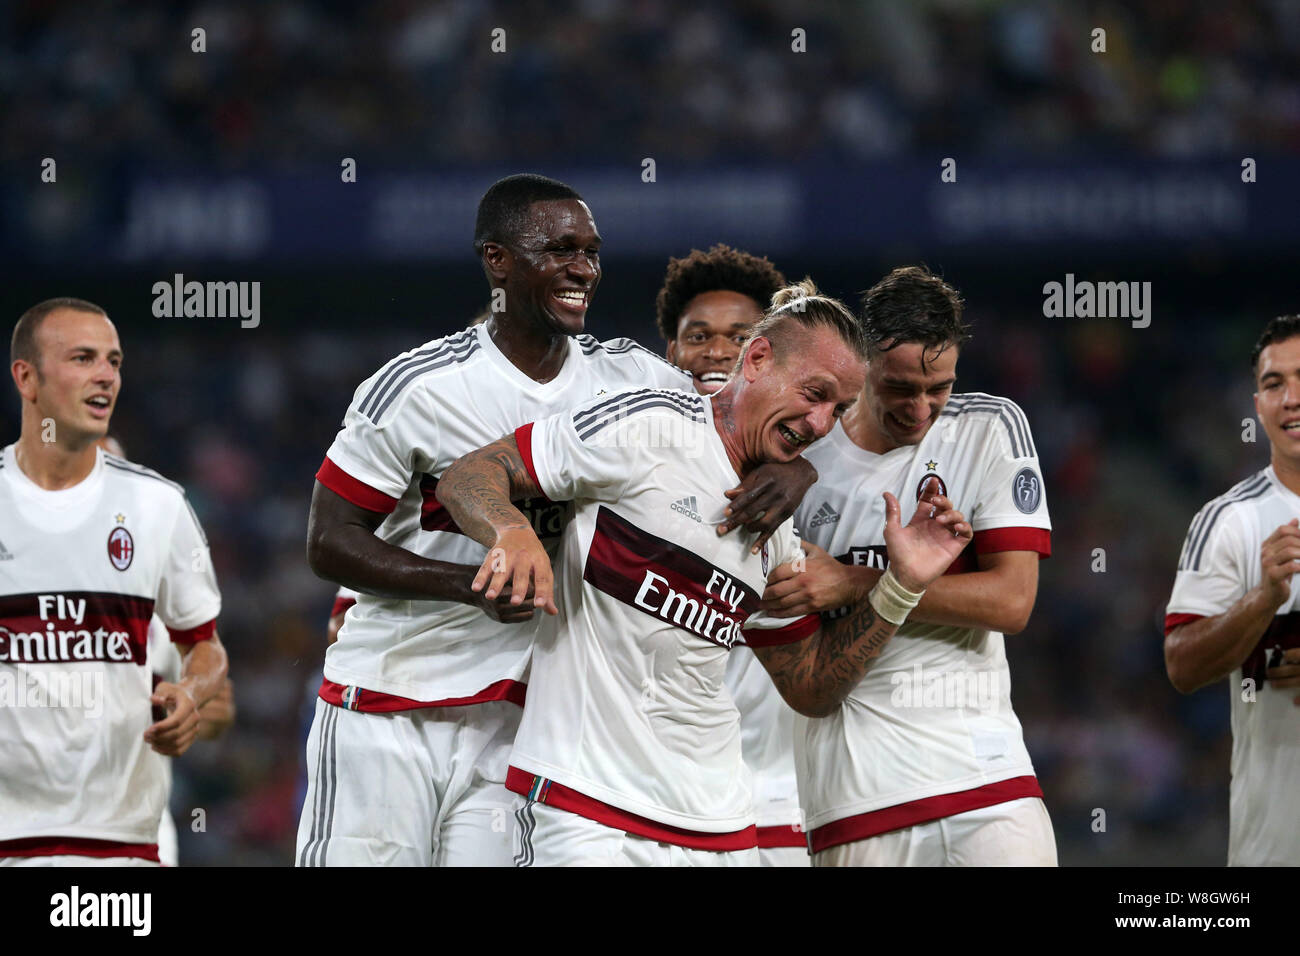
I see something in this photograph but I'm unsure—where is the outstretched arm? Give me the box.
[437,435,558,614]
[753,485,972,717]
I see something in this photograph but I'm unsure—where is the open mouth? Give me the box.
[552,289,589,313]
[85,396,112,416]
[696,371,729,393]
[776,422,812,450]
[889,412,926,433]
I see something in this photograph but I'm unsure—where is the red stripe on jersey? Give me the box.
[168,619,216,644]
[808,775,1044,854]
[744,614,819,647]
[974,527,1051,557]
[506,766,759,851]
[1240,611,1300,686]
[418,474,463,533]
[757,824,809,849]
[584,506,760,649]
[0,592,154,665]
[0,837,160,862]
[514,423,544,496]
[1163,612,1202,636]
[316,457,399,514]
[317,676,526,712]
[330,596,357,617]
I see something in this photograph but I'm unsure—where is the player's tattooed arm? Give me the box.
[438,435,559,614]
[306,478,538,621]
[752,601,900,717]
[753,484,972,716]
[438,435,543,541]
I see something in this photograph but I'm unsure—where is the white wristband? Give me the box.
[867,566,924,626]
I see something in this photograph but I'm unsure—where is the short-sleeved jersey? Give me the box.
[1165,466,1300,866]
[724,647,805,844]
[506,388,819,848]
[315,324,690,710]
[793,393,1051,853]
[0,446,220,857]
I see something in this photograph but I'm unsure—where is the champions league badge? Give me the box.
[108,524,134,571]
[1013,467,1042,514]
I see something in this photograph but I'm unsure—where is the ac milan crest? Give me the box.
[761,542,770,576]
[108,526,134,571]
[916,473,948,500]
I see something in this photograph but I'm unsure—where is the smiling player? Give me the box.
[1165,314,1300,865]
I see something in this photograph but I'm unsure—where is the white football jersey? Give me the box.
[793,393,1051,853]
[0,446,220,858]
[1165,465,1300,866]
[317,323,690,709]
[507,388,819,848]
[724,647,804,842]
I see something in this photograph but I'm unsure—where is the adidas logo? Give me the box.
[0,539,11,561]
[809,503,840,528]
[671,495,702,523]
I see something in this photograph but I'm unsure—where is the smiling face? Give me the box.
[861,340,959,450]
[500,198,601,336]
[1254,335,1300,467]
[737,326,865,464]
[16,308,122,446]
[667,289,763,394]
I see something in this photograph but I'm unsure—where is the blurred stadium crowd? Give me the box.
[3,0,1297,865]
[3,0,1299,167]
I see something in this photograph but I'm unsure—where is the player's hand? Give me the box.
[718,458,818,554]
[760,541,878,617]
[1265,647,1300,705]
[468,577,542,623]
[1257,519,1300,608]
[881,478,972,593]
[196,678,236,740]
[145,682,200,756]
[473,526,558,615]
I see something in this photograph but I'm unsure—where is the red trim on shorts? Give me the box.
[808,775,1043,854]
[506,766,758,852]
[0,837,160,862]
[316,457,399,514]
[168,619,216,643]
[1164,612,1203,636]
[974,527,1050,558]
[744,614,820,648]
[330,596,357,618]
[757,825,808,849]
[318,676,526,712]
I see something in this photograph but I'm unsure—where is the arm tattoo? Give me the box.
[757,598,899,717]
[438,436,544,547]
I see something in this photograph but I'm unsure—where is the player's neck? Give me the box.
[1271,451,1300,496]
[710,386,753,477]
[486,314,569,384]
[13,429,98,490]
[841,400,897,455]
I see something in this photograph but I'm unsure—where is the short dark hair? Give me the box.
[11,297,108,369]
[859,265,970,365]
[1251,315,1300,375]
[654,244,787,342]
[736,278,867,373]
[473,174,583,255]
